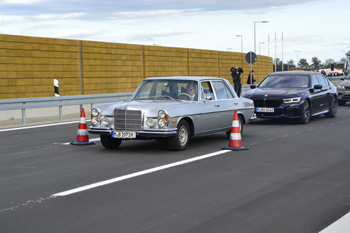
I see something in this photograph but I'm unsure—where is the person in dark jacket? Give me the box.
[230,67,243,97]
[247,70,256,84]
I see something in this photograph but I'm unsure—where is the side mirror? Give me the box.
[314,84,322,90]
[250,84,257,89]
[206,96,213,100]
[340,77,345,81]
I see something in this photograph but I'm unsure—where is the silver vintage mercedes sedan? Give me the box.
[88,76,255,151]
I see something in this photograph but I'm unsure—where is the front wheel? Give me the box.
[100,135,122,149]
[167,120,190,151]
[298,100,311,124]
[325,96,337,118]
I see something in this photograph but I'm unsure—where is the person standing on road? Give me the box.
[247,70,256,84]
[230,67,244,97]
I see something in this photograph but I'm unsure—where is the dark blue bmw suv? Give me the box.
[242,71,338,124]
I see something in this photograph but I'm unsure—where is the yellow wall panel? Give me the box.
[0,33,273,99]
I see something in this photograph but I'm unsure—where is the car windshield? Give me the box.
[259,75,309,88]
[132,79,198,101]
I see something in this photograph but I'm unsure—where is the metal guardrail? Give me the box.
[0,93,133,125]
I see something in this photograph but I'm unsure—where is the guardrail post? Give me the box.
[59,106,63,121]
[22,108,26,125]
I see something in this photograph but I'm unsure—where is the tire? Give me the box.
[100,135,122,149]
[338,100,346,106]
[325,96,337,118]
[226,114,244,139]
[167,120,190,151]
[298,100,311,124]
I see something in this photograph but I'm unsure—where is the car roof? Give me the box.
[144,76,225,81]
[268,71,318,77]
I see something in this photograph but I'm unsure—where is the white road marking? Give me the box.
[319,211,350,233]
[0,121,80,132]
[51,150,231,197]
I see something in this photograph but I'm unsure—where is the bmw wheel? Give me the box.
[325,96,337,118]
[298,100,311,124]
[167,120,190,151]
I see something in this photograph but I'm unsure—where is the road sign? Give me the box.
[245,52,257,64]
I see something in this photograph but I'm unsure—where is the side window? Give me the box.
[311,75,319,88]
[212,81,234,99]
[316,75,328,87]
[201,81,215,100]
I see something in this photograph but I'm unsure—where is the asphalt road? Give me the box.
[1,106,350,233]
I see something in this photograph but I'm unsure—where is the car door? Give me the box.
[211,81,237,129]
[315,74,332,111]
[309,74,323,113]
[197,81,221,133]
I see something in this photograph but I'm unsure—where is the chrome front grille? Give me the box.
[114,109,142,131]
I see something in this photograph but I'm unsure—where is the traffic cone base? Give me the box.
[222,110,249,151]
[70,108,95,146]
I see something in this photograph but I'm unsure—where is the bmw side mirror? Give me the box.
[250,84,257,89]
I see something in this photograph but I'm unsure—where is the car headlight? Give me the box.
[91,108,100,117]
[146,118,155,127]
[337,85,345,90]
[283,97,301,103]
[91,117,99,125]
[100,117,109,127]
[158,110,169,128]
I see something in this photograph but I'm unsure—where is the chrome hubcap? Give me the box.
[178,125,188,146]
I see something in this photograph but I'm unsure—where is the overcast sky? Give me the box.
[0,0,349,65]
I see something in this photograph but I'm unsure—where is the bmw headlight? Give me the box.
[283,97,301,104]
[337,85,345,90]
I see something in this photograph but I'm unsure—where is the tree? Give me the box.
[324,58,335,67]
[298,58,309,70]
[273,58,283,71]
[310,57,322,70]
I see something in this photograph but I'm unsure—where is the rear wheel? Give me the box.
[325,96,337,118]
[100,135,122,149]
[167,120,190,151]
[298,100,311,124]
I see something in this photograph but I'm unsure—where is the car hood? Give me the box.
[244,88,307,98]
[338,79,350,87]
[95,100,192,116]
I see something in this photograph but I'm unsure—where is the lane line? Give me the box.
[0,121,80,132]
[51,150,231,197]
[319,211,350,233]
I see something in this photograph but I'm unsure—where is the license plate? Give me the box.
[256,107,274,113]
[112,131,136,139]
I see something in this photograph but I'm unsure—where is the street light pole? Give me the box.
[254,21,269,53]
[236,35,243,54]
[259,42,264,55]
[295,50,301,68]
[236,35,243,67]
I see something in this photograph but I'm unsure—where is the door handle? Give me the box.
[233,103,238,105]
[215,105,220,107]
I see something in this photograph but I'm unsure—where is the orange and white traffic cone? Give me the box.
[70,108,95,145]
[222,110,249,151]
